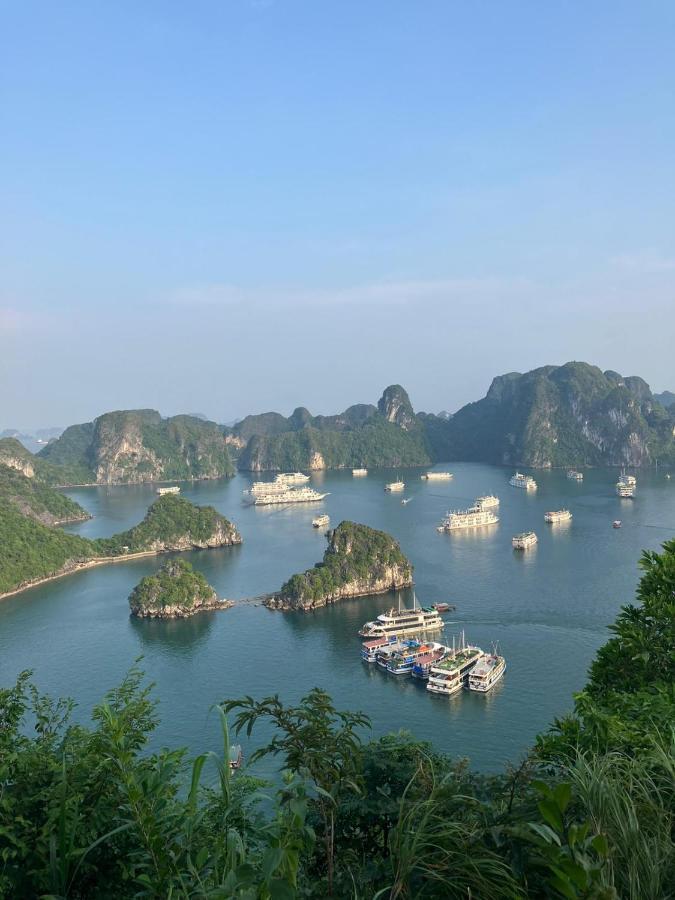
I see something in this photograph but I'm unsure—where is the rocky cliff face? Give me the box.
[435,362,675,468]
[377,385,417,431]
[39,410,234,484]
[0,438,36,478]
[267,521,413,611]
[128,559,233,618]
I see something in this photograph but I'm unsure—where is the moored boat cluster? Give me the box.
[358,600,505,697]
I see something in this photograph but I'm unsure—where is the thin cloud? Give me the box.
[168,276,533,309]
[611,250,675,273]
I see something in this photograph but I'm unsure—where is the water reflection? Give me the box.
[129,610,217,653]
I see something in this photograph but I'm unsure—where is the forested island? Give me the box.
[0,489,241,598]
[129,559,233,618]
[2,539,673,897]
[266,520,414,611]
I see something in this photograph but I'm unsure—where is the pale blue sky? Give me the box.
[2,1,674,428]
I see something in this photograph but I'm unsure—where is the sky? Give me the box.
[2,0,674,430]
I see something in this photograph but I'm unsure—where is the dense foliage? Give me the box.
[279,521,413,606]
[38,410,234,483]
[0,504,94,594]
[429,362,675,468]
[128,559,215,614]
[0,464,89,525]
[1,540,674,898]
[0,437,94,485]
[0,494,239,596]
[94,495,239,556]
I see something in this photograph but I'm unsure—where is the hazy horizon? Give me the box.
[3,2,674,430]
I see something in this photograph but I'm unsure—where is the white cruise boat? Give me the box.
[156,485,180,495]
[617,472,637,487]
[385,480,405,492]
[251,487,329,506]
[468,652,506,692]
[358,594,444,639]
[426,634,483,696]
[475,495,499,509]
[352,468,368,476]
[437,506,499,532]
[361,635,398,663]
[512,531,538,550]
[421,472,453,480]
[276,472,310,484]
[616,482,635,498]
[247,481,288,495]
[312,514,330,528]
[544,509,572,523]
[509,472,537,490]
[566,470,584,481]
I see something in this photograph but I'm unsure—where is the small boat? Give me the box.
[229,745,243,770]
[421,472,453,481]
[401,497,412,505]
[566,470,584,481]
[312,514,330,528]
[352,468,368,476]
[433,602,453,613]
[512,531,538,550]
[157,485,180,495]
[613,520,622,528]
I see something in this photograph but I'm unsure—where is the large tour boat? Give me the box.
[385,641,445,676]
[411,645,448,680]
[385,479,405,492]
[426,634,483,696]
[617,472,637,487]
[156,485,180,495]
[361,635,399,663]
[616,482,635,498]
[475,495,500,509]
[509,472,537,490]
[468,652,506,693]
[566,470,584,481]
[437,506,499,532]
[276,472,310,484]
[358,594,444,639]
[421,471,453,480]
[512,531,538,550]
[544,509,572,523]
[251,487,329,506]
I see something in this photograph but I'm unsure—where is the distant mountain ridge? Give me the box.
[235,385,431,471]
[13,362,675,481]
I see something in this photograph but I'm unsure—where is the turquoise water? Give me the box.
[1,465,673,776]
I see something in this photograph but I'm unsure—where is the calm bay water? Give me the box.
[1,464,674,776]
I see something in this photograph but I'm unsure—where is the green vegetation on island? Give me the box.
[2,539,673,898]
[271,520,414,610]
[238,385,431,471]
[428,361,675,468]
[129,558,231,618]
[38,410,234,484]
[93,494,241,556]
[0,463,90,525]
[0,494,241,597]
